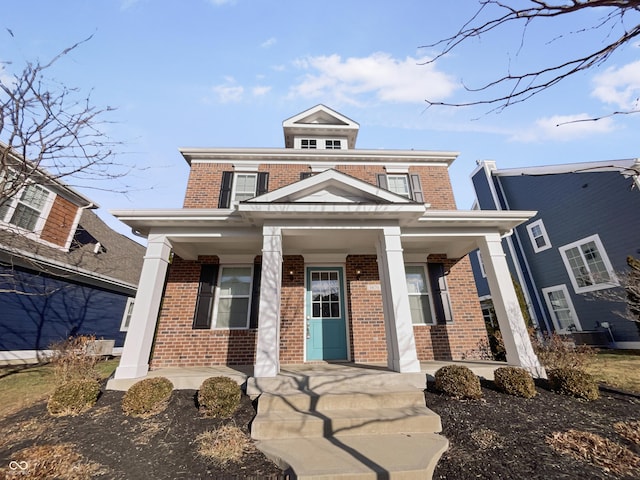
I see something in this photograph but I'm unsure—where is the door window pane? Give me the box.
[310,270,341,318]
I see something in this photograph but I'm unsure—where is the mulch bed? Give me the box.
[1,378,639,479]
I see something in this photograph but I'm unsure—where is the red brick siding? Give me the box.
[279,255,305,364]
[40,195,77,247]
[345,255,387,362]
[182,162,456,209]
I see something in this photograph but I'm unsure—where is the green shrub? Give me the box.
[494,367,537,398]
[548,368,599,401]
[47,379,100,416]
[198,376,242,418]
[434,365,482,399]
[122,377,173,417]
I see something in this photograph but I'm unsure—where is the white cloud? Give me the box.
[510,114,615,142]
[289,52,456,106]
[211,78,244,103]
[261,37,277,48]
[252,85,271,96]
[591,60,640,110]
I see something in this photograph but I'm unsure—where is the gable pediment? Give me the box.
[283,105,359,149]
[246,169,414,205]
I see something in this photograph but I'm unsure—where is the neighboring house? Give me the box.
[0,147,145,362]
[112,105,543,382]
[470,159,640,348]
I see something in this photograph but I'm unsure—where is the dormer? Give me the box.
[282,104,359,150]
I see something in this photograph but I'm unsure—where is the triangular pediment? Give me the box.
[283,105,359,149]
[246,169,414,205]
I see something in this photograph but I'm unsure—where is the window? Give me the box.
[376,173,424,203]
[542,285,581,333]
[310,270,341,318]
[476,251,486,278]
[232,173,257,202]
[559,234,615,293]
[0,179,50,233]
[218,171,269,208]
[301,139,317,149]
[213,266,253,329]
[526,219,551,252]
[325,139,341,149]
[405,265,434,324]
[120,298,135,331]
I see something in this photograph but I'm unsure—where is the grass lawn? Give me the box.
[585,349,640,394]
[0,358,119,419]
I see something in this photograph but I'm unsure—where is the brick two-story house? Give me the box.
[112,105,542,382]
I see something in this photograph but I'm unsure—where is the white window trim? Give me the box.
[405,263,436,325]
[324,139,343,149]
[559,233,617,294]
[386,174,411,198]
[120,297,135,332]
[541,284,582,333]
[0,182,54,241]
[230,172,258,204]
[476,250,486,278]
[212,264,253,330]
[526,219,551,253]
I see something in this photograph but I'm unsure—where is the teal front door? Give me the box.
[306,267,348,361]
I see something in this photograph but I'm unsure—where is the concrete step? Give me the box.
[247,371,427,397]
[251,405,442,440]
[256,390,427,414]
[255,433,449,480]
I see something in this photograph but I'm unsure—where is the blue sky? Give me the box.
[3,0,640,240]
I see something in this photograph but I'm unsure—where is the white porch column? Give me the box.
[478,233,545,377]
[376,227,421,373]
[114,235,172,380]
[254,225,283,377]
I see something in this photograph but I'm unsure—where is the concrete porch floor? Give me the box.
[106,360,505,391]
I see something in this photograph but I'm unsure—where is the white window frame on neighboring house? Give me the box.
[559,234,617,294]
[231,173,258,203]
[541,284,582,333]
[526,219,551,253]
[405,264,436,325]
[212,265,253,329]
[0,174,52,237]
[476,250,486,278]
[120,297,135,331]
[386,174,411,198]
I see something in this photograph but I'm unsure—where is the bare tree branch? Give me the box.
[422,1,640,114]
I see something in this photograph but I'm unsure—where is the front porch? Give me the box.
[106,360,507,392]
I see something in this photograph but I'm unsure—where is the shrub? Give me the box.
[48,335,100,385]
[532,333,595,371]
[47,379,100,416]
[122,377,173,417]
[198,376,242,418]
[493,367,537,398]
[434,365,482,399]
[548,368,599,401]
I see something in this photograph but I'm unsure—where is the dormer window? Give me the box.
[325,140,342,150]
[0,182,50,233]
[301,139,317,149]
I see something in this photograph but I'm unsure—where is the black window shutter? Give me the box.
[410,174,424,203]
[192,264,219,329]
[249,262,262,328]
[218,171,233,208]
[376,173,388,189]
[256,172,269,196]
[300,172,313,180]
[428,263,453,324]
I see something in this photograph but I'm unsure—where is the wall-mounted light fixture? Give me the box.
[355,269,362,280]
[289,270,294,280]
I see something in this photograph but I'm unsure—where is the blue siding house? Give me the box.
[1,148,145,362]
[470,159,640,348]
